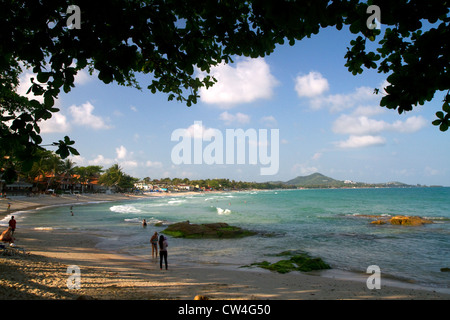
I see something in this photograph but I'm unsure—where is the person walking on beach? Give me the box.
[159,235,168,270]
[150,232,158,258]
[8,216,16,236]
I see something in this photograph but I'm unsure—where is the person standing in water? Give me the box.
[159,235,168,270]
[150,232,158,258]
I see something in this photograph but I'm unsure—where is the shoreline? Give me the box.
[1,193,450,300]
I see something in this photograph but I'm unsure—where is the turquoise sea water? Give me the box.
[6,188,450,290]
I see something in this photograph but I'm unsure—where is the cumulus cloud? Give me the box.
[310,86,376,112]
[336,135,386,148]
[199,57,278,107]
[219,111,250,125]
[333,114,427,135]
[184,122,218,140]
[74,69,94,85]
[16,71,47,104]
[295,71,329,98]
[115,145,128,159]
[39,113,71,133]
[88,154,114,166]
[69,102,111,130]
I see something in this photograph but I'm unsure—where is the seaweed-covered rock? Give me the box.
[162,221,256,239]
[249,252,331,273]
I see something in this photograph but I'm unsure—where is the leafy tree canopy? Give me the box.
[1,0,449,182]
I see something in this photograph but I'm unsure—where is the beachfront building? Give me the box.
[33,173,104,194]
[176,184,193,191]
[134,181,153,191]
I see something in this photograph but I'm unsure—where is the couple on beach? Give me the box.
[150,232,168,270]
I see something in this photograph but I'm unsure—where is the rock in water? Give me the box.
[163,221,256,238]
[371,215,433,226]
[389,215,433,226]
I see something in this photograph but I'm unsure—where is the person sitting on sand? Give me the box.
[150,232,158,258]
[0,227,15,243]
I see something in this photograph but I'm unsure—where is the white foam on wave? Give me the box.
[34,227,54,231]
[167,199,186,204]
[216,207,231,215]
[110,205,142,213]
[124,217,168,225]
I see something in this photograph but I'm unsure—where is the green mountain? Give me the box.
[285,173,344,187]
[282,172,418,188]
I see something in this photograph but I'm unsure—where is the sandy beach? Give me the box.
[1,193,449,300]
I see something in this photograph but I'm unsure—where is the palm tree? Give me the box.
[99,164,124,191]
[61,158,76,192]
[46,153,64,192]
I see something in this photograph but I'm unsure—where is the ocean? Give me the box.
[7,187,450,291]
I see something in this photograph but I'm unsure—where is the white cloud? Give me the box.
[295,71,329,98]
[336,135,386,148]
[120,160,138,169]
[292,163,319,176]
[115,145,127,159]
[68,155,86,166]
[425,166,439,176]
[260,115,277,127]
[333,115,387,135]
[184,122,217,140]
[74,69,94,85]
[199,57,278,107]
[88,154,114,166]
[39,112,71,133]
[310,86,376,112]
[352,105,386,117]
[69,102,111,130]
[312,152,322,160]
[390,116,428,133]
[146,160,163,168]
[16,71,46,104]
[219,111,250,125]
[333,114,427,135]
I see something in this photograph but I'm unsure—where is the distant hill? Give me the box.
[285,173,343,187]
[282,173,417,189]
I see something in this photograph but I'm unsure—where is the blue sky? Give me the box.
[18,26,449,186]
